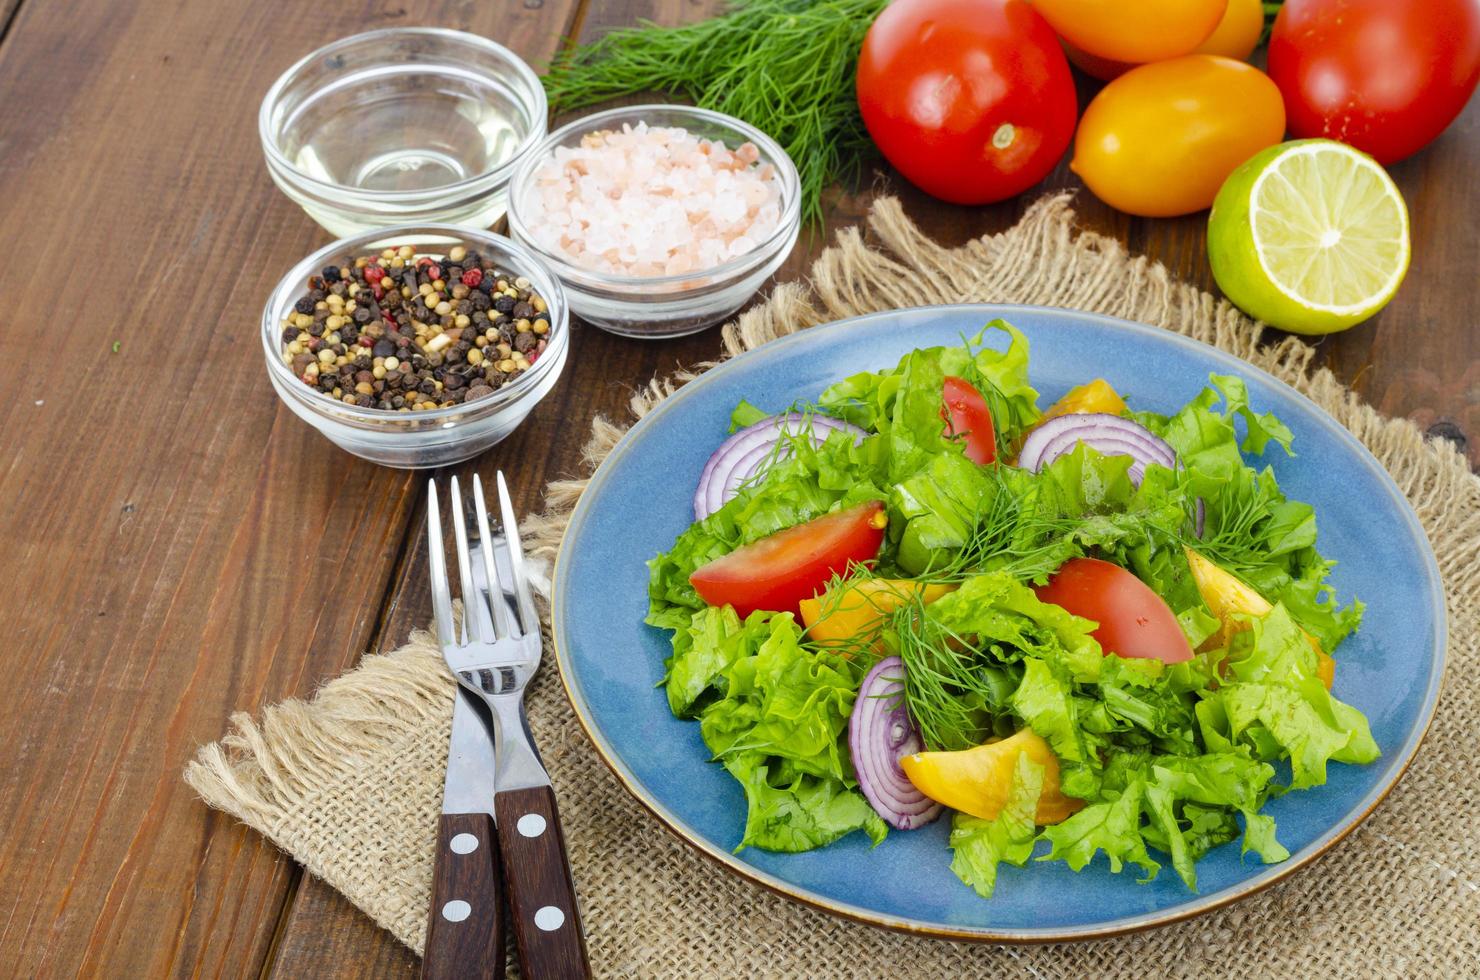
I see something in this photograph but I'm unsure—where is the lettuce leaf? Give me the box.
[673,611,885,851]
[818,319,1041,452]
[1198,605,1380,790]
[665,605,769,716]
[725,755,887,852]
[1140,376,1361,651]
[1140,753,1288,889]
[947,754,1044,898]
[1040,780,1160,881]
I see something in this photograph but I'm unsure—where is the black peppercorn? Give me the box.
[280,244,553,411]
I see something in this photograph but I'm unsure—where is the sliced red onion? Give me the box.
[849,656,943,831]
[1018,412,1176,487]
[694,413,865,520]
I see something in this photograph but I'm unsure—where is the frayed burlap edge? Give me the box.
[188,195,1480,979]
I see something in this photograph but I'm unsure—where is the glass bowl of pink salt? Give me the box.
[506,104,801,339]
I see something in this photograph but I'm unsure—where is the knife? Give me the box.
[422,532,507,980]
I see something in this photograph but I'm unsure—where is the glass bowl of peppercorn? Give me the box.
[261,224,568,469]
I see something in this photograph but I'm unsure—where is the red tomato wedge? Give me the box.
[942,376,997,465]
[1034,557,1193,664]
[689,502,887,618]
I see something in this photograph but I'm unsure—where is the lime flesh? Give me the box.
[1208,140,1410,335]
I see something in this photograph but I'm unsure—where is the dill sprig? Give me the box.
[1189,477,1280,579]
[892,595,1018,751]
[916,467,1087,585]
[542,0,888,224]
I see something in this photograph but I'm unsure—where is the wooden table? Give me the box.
[1,0,1473,975]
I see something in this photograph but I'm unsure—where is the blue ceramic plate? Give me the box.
[550,305,1446,941]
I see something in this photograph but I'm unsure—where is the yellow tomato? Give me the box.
[799,578,955,653]
[1193,0,1264,61]
[900,728,1083,825]
[1185,548,1335,689]
[1062,0,1265,80]
[1071,56,1286,217]
[1043,378,1127,420]
[1033,0,1226,63]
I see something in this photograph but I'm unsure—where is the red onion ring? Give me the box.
[694,413,865,520]
[1018,412,1176,487]
[849,656,943,830]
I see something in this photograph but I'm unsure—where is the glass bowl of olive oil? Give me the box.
[260,28,547,238]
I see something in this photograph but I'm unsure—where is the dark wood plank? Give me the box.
[0,0,22,44]
[0,2,577,978]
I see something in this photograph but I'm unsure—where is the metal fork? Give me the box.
[429,472,592,979]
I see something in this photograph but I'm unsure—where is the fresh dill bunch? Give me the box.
[542,0,888,224]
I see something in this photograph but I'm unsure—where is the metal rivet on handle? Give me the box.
[450,833,479,854]
[517,813,547,838]
[442,900,472,923]
[534,906,565,931]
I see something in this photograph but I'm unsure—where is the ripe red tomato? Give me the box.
[1268,0,1480,164]
[855,0,1077,205]
[1034,557,1193,664]
[941,376,997,464]
[689,501,887,617]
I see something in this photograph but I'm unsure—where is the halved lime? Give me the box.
[1208,139,1410,335]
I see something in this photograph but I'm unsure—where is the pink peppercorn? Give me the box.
[358,336,374,347]
[461,268,483,288]
[364,264,384,283]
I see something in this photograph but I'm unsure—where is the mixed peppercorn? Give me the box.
[280,244,552,411]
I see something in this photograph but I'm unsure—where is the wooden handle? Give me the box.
[494,785,591,979]
[421,812,504,980]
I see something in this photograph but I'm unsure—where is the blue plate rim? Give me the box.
[550,302,1448,942]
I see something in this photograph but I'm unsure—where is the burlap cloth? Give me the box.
[187,195,1480,977]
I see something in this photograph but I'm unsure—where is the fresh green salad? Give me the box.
[646,322,1376,897]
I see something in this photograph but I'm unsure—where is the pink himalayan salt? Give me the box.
[525,122,782,278]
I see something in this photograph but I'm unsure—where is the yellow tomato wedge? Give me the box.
[1042,378,1127,421]
[900,728,1083,825]
[1185,547,1335,689]
[799,578,955,653]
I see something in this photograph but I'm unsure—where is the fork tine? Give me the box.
[425,480,456,651]
[473,474,514,640]
[449,475,490,644]
[496,471,536,634]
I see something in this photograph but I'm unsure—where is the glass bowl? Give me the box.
[261,225,569,469]
[260,28,548,238]
[506,104,802,339]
